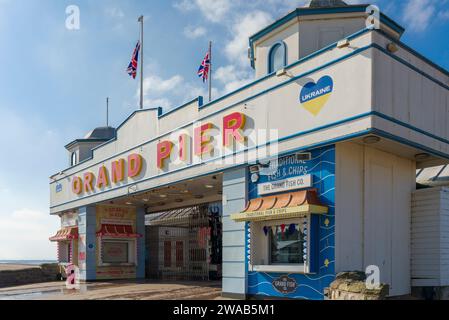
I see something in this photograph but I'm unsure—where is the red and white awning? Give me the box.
[96,224,142,238]
[49,227,79,242]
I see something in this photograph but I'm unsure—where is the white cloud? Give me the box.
[105,7,125,19]
[184,25,207,39]
[215,65,253,93]
[197,0,232,22]
[173,0,196,12]
[143,74,184,93]
[174,0,232,23]
[138,66,217,111]
[402,0,436,32]
[139,74,183,109]
[225,11,273,66]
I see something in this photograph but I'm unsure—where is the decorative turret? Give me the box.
[309,0,348,8]
[65,126,116,167]
[249,2,404,78]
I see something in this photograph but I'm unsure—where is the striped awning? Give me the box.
[231,189,328,222]
[96,224,142,238]
[49,227,79,242]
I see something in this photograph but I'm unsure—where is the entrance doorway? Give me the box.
[145,203,222,281]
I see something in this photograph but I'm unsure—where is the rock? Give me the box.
[335,271,366,281]
[325,270,390,300]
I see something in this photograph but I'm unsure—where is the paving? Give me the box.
[0,280,227,300]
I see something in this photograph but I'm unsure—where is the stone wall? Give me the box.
[0,264,61,288]
[325,272,390,300]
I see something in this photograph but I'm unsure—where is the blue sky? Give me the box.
[0,0,448,260]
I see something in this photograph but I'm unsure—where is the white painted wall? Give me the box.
[411,187,449,287]
[335,142,416,296]
[297,17,365,58]
[372,32,449,152]
[254,15,367,78]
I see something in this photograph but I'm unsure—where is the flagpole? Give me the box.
[138,15,144,110]
[208,41,212,102]
[106,97,109,127]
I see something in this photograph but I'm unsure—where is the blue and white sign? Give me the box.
[257,174,312,196]
[300,76,334,116]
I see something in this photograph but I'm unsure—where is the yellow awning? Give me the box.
[230,189,328,222]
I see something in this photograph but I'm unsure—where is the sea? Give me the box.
[0,260,57,265]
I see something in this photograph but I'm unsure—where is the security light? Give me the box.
[415,153,431,161]
[337,39,350,48]
[296,152,312,161]
[249,165,260,174]
[276,68,293,78]
[387,43,399,53]
[363,135,381,144]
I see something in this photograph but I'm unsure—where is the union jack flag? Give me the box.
[126,41,141,79]
[197,51,210,83]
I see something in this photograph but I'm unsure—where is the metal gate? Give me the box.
[146,203,222,281]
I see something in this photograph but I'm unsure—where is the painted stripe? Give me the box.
[51,129,372,210]
[52,33,449,182]
[51,114,449,211]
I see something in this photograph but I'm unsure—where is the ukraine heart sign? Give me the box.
[299,76,334,116]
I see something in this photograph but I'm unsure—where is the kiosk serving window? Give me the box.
[250,217,310,273]
[230,189,327,274]
[49,227,79,264]
[102,241,130,264]
[58,242,72,263]
[96,222,141,266]
[269,221,305,265]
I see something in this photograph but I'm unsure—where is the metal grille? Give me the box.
[146,203,222,281]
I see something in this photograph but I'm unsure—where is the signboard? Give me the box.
[300,76,334,116]
[257,174,312,196]
[231,205,327,222]
[272,275,298,294]
[61,212,78,228]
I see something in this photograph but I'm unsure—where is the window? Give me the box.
[269,223,305,265]
[71,152,77,166]
[250,217,313,274]
[268,42,286,74]
[100,240,135,265]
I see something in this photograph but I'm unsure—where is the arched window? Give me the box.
[268,42,287,74]
[71,152,77,166]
